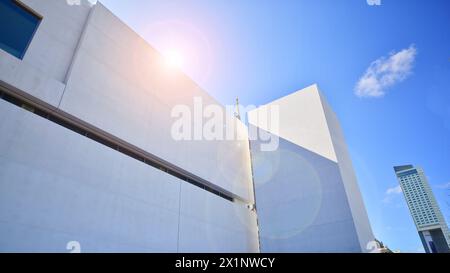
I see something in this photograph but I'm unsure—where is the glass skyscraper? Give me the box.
[394,165,450,253]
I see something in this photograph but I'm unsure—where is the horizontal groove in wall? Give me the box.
[0,86,237,203]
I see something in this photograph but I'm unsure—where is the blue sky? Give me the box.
[100,0,450,252]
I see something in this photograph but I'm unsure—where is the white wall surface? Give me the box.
[0,99,258,252]
[248,84,337,162]
[250,128,361,252]
[318,89,375,252]
[0,1,254,202]
[0,0,93,106]
[178,182,259,252]
[57,3,254,202]
[0,1,259,252]
[248,85,374,252]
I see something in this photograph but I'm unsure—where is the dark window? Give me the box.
[0,0,41,59]
[428,241,437,253]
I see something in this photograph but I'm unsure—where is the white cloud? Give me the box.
[382,185,403,204]
[355,45,417,98]
[386,185,403,195]
[367,0,381,6]
[435,182,450,189]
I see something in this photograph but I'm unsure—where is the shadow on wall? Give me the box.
[250,126,362,253]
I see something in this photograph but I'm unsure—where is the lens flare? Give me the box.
[163,50,184,69]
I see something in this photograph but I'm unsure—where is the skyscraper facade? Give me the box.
[394,165,450,253]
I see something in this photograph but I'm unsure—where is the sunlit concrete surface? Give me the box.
[0,0,258,253]
[248,85,375,253]
[0,0,375,253]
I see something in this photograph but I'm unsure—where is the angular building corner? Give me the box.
[248,84,375,252]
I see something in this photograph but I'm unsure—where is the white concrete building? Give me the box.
[248,85,375,252]
[0,0,258,253]
[394,165,450,253]
[0,0,374,253]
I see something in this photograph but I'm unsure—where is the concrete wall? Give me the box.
[0,0,92,106]
[58,3,254,202]
[0,1,258,252]
[0,99,258,253]
[0,0,254,202]
[318,89,375,252]
[248,85,374,252]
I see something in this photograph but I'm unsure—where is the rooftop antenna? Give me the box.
[235,97,241,120]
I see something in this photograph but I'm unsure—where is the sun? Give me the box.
[163,50,184,69]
